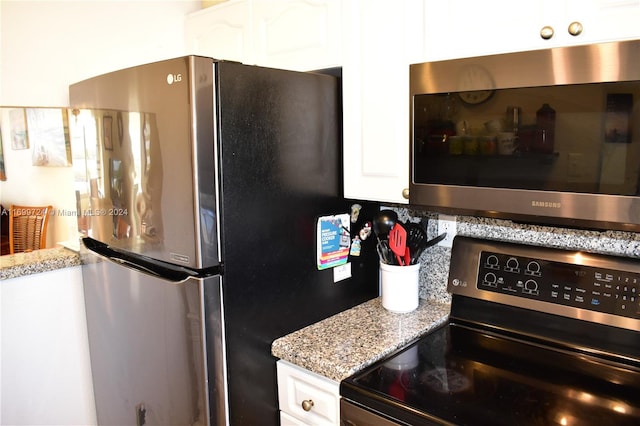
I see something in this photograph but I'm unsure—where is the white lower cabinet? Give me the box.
[276,360,340,425]
[280,411,310,426]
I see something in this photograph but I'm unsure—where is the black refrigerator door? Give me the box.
[81,242,226,426]
[215,62,380,425]
[69,56,219,270]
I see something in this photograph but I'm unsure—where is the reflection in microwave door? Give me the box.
[457,64,495,105]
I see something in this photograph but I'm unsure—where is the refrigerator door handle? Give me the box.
[82,237,214,282]
[111,256,166,278]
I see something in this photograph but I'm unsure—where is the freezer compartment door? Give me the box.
[70,56,219,270]
[82,250,225,426]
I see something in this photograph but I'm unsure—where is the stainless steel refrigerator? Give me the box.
[70,56,379,426]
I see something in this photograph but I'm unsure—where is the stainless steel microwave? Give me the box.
[410,40,640,232]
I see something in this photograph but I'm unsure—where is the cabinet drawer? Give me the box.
[277,360,340,425]
[280,410,308,426]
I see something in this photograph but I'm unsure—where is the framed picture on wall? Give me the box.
[117,112,123,146]
[0,127,6,181]
[103,115,113,151]
[28,107,72,167]
[9,108,29,150]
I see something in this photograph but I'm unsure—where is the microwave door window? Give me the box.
[413,82,640,196]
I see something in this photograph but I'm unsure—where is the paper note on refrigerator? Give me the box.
[316,214,350,270]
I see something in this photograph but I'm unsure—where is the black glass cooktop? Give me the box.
[341,321,640,426]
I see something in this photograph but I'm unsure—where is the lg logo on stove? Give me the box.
[166,73,183,85]
[452,278,467,287]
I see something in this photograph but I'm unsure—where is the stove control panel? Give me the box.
[448,236,640,330]
[478,251,640,319]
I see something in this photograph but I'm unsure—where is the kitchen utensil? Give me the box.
[389,223,407,266]
[405,222,427,264]
[405,221,447,264]
[372,209,398,241]
[423,232,447,250]
[376,240,395,265]
[405,222,426,246]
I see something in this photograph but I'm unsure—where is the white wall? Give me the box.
[0,0,201,247]
[1,266,96,425]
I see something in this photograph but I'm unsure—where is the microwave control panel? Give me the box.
[477,251,640,319]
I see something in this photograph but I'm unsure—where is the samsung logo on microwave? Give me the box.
[531,201,561,209]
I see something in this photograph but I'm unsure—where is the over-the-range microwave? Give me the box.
[410,39,640,232]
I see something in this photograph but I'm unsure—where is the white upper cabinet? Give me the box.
[185,0,417,204]
[421,0,640,61]
[185,0,341,70]
[421,0,541,60]
[534,0,640,48]
[341,0,424,204]
[573,0,640,41]
[185,0,251,63]
[251,0,341,71]
[186,0,640,205]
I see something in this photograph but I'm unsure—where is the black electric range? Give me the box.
[341,236,640,426]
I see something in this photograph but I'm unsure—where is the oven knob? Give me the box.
[483,272,497,287]
[526,261,541,276]
[524,280,539,295]
[486,255,500,269]
[301,399,314,411]
[505,257,520,272]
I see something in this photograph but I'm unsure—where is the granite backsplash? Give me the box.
[390,208,640,304]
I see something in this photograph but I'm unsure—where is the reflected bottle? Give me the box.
[535,103,555,154]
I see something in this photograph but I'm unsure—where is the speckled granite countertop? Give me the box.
[272,297,450,382]
[1,247,81,280]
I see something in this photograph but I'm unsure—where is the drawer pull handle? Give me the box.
[301,399,314,411]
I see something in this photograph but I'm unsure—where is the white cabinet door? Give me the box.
[185,0,252,64]
[561,0,640,44]
[187,0,420,203]
[421,0,640,62]
[342,0,424,204]
[422,0,541,61]
[529,0,640,49]
[186,0,341,71]
[277,361,340,426]
[252,0,341,71]
[280,411,308,425]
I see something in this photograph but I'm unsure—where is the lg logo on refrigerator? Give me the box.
[166,73,182,85]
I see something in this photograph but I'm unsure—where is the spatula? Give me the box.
[389,223,407,266]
